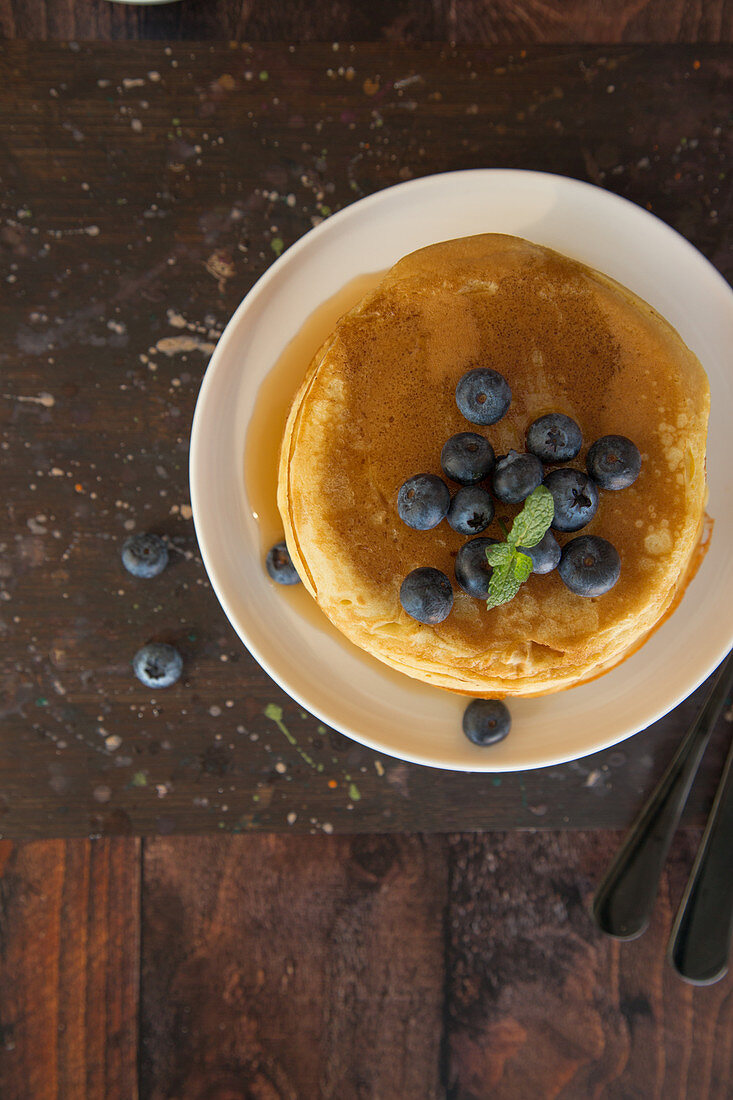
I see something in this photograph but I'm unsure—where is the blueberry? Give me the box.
[544,468,599,532]
[559,536,621,596]
[397,474,450,530]
[266,541,300,585]
[492,450,543,504]
[441,433,495,485]
[586,435,642,490]
[133,643,183,688]
[399,567,453,624]
[517,529,562,575]
[447,486,495,535]
[463,698,511,746]
[526,413,582,463]
[456,368,511,425]
[121,533,169,579]
[455,537,499,598]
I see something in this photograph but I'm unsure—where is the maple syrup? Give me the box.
[244,271,383,551]
[244,271,386,641]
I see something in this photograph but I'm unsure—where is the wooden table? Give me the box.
[0,40,731,1099]
[1,41,732,839]
[2,0,731,43]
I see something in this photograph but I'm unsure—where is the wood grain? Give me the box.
[0,0,731,42]
[0,832,731,1097]
[0,42,731,836]
[445,831,733,1099]
[441,0,733,44]
[0,839,140,1100]
[140,834,448,1099]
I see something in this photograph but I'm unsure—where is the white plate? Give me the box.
[190,170,733,772]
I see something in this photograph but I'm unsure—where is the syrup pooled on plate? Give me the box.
[244,271,384,633]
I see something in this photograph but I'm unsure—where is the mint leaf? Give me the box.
[486,556,524,609]
[508,485,555,549]
[486,543,513,568]
[513,551,533,583]
[484,486,554,611]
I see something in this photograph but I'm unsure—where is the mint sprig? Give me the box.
[486,485,554,610]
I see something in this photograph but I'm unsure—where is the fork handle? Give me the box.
[593,649,733,940]
[669,731,733,984]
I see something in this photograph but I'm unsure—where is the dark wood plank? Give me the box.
[140,834,448,1099]
[0,838,140,1100]
[0,42,731,835]
[0,0,731,42]
[1,832,730,1096]
[446,830,733,1098]
[440,0,733,44]
[140,832,733,1098]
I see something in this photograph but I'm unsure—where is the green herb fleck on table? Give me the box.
[486,485,554,609]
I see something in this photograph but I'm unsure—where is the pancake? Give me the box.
[277,234,709,696]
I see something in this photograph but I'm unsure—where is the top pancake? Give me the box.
[278,235,709,696]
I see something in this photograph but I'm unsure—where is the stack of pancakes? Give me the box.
[277,235,709,696]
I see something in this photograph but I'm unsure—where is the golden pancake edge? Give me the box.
[277,234,710,697]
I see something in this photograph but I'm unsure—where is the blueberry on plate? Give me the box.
[399,567,453,624]
[558,535,621,596]
[447,486,495,535]
[517,529,562,575]
[463,698,511,746]
[526,413,582,463]
[586,435,642,490]
[266,541,301,585]
[492,451,544,504]
[121,533,169,578]
[133,643,183,688]
[397,474,451,530]
[544,468,599,532]
[455,537,499,598]
[441,433,495,485]
[456,368,511,425]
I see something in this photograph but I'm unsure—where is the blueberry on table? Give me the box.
[266,541,301,585]
[455,537,499,598]
[587,435,642,490]
[133,643,183,688]
[526,413,582,463]
[544,468,599,532]
[463,698,511,746]
[399,567,453,624]
[397,474,451,530]
[492,451,543,504]
[121,533,169,578]
[441,433,495,485]
[517,529,562,575]
[447,486,495,535]
[558,536,621,596]
[456,368,511,425]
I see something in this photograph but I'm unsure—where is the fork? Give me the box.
[669,727,733,984]
[593,649,733,947]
